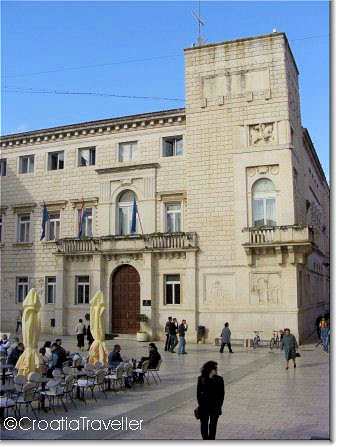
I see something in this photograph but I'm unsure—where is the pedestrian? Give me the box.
[164,317,172,351]
[7,337,19,358]
[178,319,188,354]
[0,334,10,356]
[219,322,233,353]
[85,313,94,350]
[280,328,299,369]
[7,342,24,366]
[196,361,225,440]
[168,318,178,353]
[320,321,329,353]
[75,318,85,351]
[15,310,22,333]
[315,315,323,339]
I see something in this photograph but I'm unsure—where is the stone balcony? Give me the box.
[55,232,198,257]
[242,225,314,265]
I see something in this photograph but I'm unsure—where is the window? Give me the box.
[78,147,96,166]
[118,141,137,162]
[47,212,60,241]
[45,276,56,304]
[17,214,30,242]
[78,208,93,237]
[16,277,28,303]
[0,215,2,242]
[165,275,181,305]
[163,136,183,157]
[165,203,182,232]
[0,159,7,176]
[252,178,276,227]
[19,155,35,174]
[48,151,64,170]
[76,276,90,304]
[117,190,137,235]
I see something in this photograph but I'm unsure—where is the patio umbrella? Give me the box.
[16,288,41,376]
[88,291,108,366]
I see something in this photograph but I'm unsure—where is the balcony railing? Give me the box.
[56,232,198,254]
[243,225,314,246]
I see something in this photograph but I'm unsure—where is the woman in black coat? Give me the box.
[197,361,225,440]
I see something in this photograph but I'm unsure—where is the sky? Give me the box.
[1,1,330,176]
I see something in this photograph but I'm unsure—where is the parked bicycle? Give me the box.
[269,330,283,350]
[253,331,264,349]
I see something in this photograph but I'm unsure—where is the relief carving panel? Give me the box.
[249,123,276,146]
[250,273,281,305]
[203,274,235,308]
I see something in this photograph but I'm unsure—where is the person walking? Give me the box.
[15,310,22,333]
[219,322,233,353]
[85,313,94,350]
[320,321,329,353]
[164,317,172,351]
[196,361,225,440]
[75,319,85,351]
[168,318,178,353]
[280,328,299,369]
[178,319,188,354]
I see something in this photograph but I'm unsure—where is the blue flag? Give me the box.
[131,196,137,234]
[40,204,49,240]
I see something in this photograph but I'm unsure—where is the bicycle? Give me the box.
[269,330,282,350]
[253,331,263,349]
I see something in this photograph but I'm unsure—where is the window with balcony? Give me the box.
[78,147,96,166]
[17,214,31,242]
[76,276,90,304]
[0,159,7,177]
[19,155,35,174]
[252,178,276,227]
[16,277,29,303]
[165,203,182,232]
[47,212,60,241]
[117,190,137,235]
[45,276,56,304]
[164,274,181,305]
[163,136,183,157]
[48,151,64,170]
[78,208,93,237]
[118,141,137,162]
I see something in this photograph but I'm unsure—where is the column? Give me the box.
[185,250,198,343]
[142,251,154,338]
[55,255,66,335]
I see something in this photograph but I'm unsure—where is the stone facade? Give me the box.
[0,33,329,343]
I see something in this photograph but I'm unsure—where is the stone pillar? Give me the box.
[55,255,66,335]
[185,250,198,343]
[142,251,154,338]
[91,254,104,294]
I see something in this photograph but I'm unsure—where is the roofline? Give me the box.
[184,32,299,75]
[0,107,186,142]
[302,128,329,189]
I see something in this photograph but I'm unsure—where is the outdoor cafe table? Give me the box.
[35,377,49,412]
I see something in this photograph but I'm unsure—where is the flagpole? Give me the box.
[137,208,144,235]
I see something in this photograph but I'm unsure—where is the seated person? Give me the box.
[47,343,63,377]
[7,342,24,366]
[138,343,161,369]
[7,337,19,357]
[0,334,10,355]
[108,344,123,370]
[43,341,52,361]
[39,347,49,374]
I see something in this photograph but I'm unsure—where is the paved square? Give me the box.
[1,337,329,440]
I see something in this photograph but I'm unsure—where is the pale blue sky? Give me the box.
[1,1,329,176]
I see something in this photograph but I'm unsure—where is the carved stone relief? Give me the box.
[203,274,235,307]
[249,123,276,146]
[250,273,281,305]
[246,165,279,178]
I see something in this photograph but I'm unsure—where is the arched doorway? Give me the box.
[111,264,140,334]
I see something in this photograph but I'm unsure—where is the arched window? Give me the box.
[117,190,137,235]
[252,178,276,226]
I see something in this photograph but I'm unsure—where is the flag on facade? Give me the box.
[131,196,138,234]
[78,199,86,238]
[40,203,49,240]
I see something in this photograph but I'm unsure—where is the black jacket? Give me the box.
[178,324,187,337]
[197,375,225,415]
[7,347,23,366]
[168,322,178,335]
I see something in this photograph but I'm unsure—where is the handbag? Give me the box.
[194,407,200,420]
[296,352,301,357]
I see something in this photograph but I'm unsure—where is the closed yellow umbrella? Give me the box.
[16,288,41,376]
[88,291,108,366]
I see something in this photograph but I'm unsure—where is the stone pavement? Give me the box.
[1,337,330,440]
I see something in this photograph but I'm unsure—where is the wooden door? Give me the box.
[111,265,140,334]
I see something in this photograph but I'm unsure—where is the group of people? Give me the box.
[75,314,94,351]
[164,317,188,354]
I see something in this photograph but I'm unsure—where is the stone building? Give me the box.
[0,32,329,343]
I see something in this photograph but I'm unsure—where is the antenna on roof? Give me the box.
[192,0,206,47]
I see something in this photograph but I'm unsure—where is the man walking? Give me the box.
[219,322,233,353]
[164,317,172,351]
[178,319,188,354]
[169,318,178,353]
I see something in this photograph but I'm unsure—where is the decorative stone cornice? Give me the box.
[0,108,186,148]
[12,202,37,213]
[38,200,68,209]
[70,197,99,208]
[96,162,159,174]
